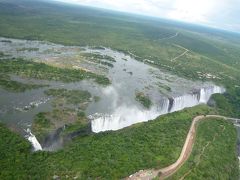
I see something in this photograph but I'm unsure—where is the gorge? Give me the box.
[0,37,225,151]
[91,85,224,133]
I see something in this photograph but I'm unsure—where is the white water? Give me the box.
[170,94,199,112]
[0,37,226,149]
[199,86,223,103]
[25,128,42,151]
[91,86,224,132]
[91,106,160,132]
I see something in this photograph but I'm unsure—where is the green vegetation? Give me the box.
[168,118,239,179]
[33,88,92,142]
[32,112,54,142]
[1,105,221,179]
[209,87,240,117]
[32,109,88,143]
[169,85,240,179]
[44,88,91,107]
[0,51,10,58]
[0,74,47,92]
[86,57,114,68]
[157,83,172,92]
[0,123,32,179]
[93,95,100,102]
[135,92,152,109]
[91,46,105,50]
[0,1,240,179]
[82,53,115,67]
[0,51,4,56]
[16,47,39,52]
[0,0,239,87]
[82,53,116,62]
[62,117,89,135]
[0,58,110,85]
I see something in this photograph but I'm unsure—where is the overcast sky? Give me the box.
[53,0,240,32]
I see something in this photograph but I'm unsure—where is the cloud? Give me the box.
[167,0,214,23]
[53,0,240,32]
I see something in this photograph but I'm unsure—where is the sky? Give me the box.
[53,0,240,32]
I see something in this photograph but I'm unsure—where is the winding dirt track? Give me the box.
[125,115,240,180]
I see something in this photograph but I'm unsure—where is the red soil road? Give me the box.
[125,115,240,180]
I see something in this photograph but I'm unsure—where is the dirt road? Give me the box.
[170,44,189,62]
[125,115,240,180]
[155,32,179,41]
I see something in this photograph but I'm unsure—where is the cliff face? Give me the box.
[91,86,224,133]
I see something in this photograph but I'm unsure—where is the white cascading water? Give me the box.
[91,85,225,133]
[199,86,223,103]
[170,93,199,112]
[156,98,170,114]
[91,105,160,132]
[25,128,42,151]
[23,85,224,148]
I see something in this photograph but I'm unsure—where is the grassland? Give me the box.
[168,118,239,179]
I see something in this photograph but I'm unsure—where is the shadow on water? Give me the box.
[42,123,92,151]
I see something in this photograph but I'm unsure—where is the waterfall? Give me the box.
[91,85,225,133]
[170,93,199,112]
[91,106,160,133]
[169,86,224,112]
[25,128,42,151]
[199,86,223,103]
[156,98,169,114]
